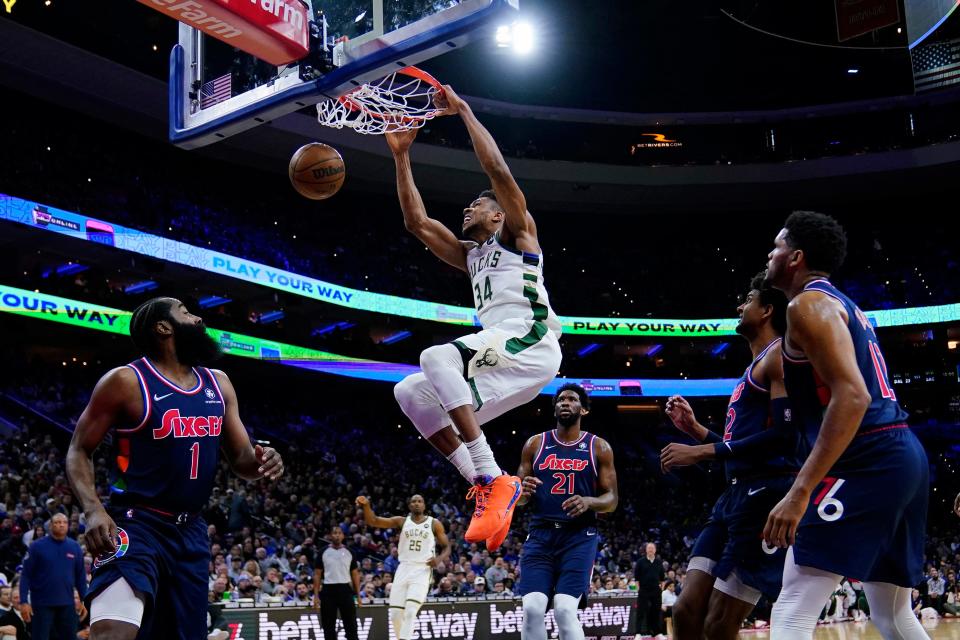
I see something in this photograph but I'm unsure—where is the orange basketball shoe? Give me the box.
[465,474,523,543]
[485,503,515,552]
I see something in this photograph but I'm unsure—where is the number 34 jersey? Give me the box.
[467,233,562,337]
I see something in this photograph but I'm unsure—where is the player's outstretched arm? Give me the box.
[66,367,139,558]
[764,294,870,547]
[515,435,543,507]
[355,496,404,529]
[664,395,719,443]
[431,519,451,567]
[439,86,538,252]
[214,370,284,482]
[385,129,469,272]
[563,438,618,517]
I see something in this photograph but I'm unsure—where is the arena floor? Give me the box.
[743,617,957,640]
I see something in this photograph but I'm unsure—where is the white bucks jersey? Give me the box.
[399,516,435,564]
[467,234,562,337]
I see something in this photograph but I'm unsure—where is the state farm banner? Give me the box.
[221,596,637,640]
[138,0,310,65]
[835,0,901,41]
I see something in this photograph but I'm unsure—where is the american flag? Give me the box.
[199,73,232,109]
[912,38,960,93]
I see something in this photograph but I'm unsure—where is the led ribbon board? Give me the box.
[3,194,958,336]
[0,285,737,397]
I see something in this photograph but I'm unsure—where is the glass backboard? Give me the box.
[170,0,518,148]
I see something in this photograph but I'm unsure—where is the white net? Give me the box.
[317,68,445,135]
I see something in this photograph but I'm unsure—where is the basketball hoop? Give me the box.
[317,66,446,135]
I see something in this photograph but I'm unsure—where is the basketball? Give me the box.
[288,142,346,200]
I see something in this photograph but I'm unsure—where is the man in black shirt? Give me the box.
[634,543,665,637]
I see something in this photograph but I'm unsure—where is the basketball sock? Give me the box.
[862,583,928,640]
[446,444,477,484]
[464,433,501,481]
[771,547,842,640]
[521,592,549,640]
[419,344,474,412]
[553,594,585,640]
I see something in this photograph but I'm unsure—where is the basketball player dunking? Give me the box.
[661,272,799,640]
[515,384,618,640]
[355,495,450,640]
[762,212,929,640]
[65,297,284,640]
[387,85,562,550]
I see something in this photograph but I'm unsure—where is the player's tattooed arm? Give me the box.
[516,434,543,506]
[214,370,284,482]
[564,437,618,516]
[66,367,141,558]
[764,293,870,548]
[438,85,540,254]
[354,496,404,529]
[385,129,469,272]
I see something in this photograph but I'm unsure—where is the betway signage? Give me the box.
[139,0,310,65]
[221,597,637,640]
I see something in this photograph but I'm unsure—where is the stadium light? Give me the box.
[512,21,535,54]
[494,21,536,54]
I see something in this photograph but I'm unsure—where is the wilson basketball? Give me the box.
[288,143,345,200]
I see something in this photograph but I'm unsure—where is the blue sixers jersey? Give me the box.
[110,358,225,513]
[530,430,597,528]
[783,280,909,461]
[722,339,798,481]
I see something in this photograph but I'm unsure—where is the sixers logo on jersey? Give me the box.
[153,408,223,439]
[538,454,589,471]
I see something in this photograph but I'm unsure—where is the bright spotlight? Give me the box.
[512,21,535,54]
[495,24,512,47]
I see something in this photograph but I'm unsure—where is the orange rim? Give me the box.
[337,66,444,123]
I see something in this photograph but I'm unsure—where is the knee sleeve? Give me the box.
[394,373,450,439]
[862,582,929,640]
[419,344,473,411]
[522,592,549,640]
[771,548,842,640]
[553,593,585,640]
[90,577,145,628]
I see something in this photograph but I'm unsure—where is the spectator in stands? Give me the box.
[0,581,28,640]
[293,581,312,606]
[472,576,486,595]
[661,580,677,638]
[385,546,400,575]
[485,557,507,588]
[19,513,86,640]
[928,567,947,614]
[432,578,455,598]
